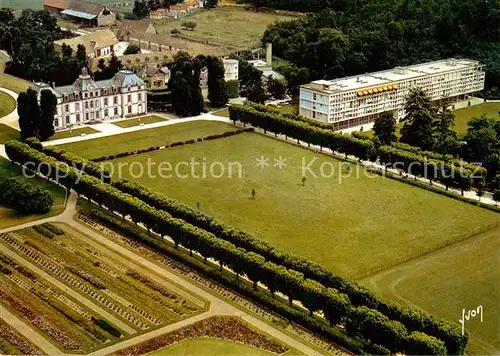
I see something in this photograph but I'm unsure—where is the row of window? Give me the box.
[62,94,143,113]
[62,89,144,103]
[56,105,143,126]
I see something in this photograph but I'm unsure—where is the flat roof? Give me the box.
[301,58,482,93]
[61,8,96,20]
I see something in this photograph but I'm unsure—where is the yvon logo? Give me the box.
[459,306,483,335]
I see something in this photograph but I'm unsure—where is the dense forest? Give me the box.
[261,0,500,98]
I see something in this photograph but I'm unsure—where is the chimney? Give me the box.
[266,42,272,67]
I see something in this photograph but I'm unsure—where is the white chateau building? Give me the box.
[299,58,485,130]
[31,68,147,130]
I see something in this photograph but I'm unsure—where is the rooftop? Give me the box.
[44,0,69,9]
[66,0,107,15]
[301,58,482,93]
[54,29,118,53]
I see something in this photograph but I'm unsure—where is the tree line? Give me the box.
[17,89,58,141]
[261,0,500,98]
[372,88,500,187]
[5,139,465,355]
[0,174,53,215]
[131,0,218,19]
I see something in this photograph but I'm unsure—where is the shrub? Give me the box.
[91,317,121,338]
[41,223,64,235]
[0,175,54,215]
[406,331,447,355]
[33,225,54,238]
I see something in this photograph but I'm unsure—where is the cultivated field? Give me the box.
[154,7,296,48]
[151,338,278,355]
[59,120,241,159]
[0,223,205,353]
[0,158,66,229]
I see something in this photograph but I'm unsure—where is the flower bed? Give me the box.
[113,316,289,355]
[0,320,43,355]
[0,284,80,350]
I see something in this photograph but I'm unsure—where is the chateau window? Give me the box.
[76,113,80,122]
[54,119,59,127]
[85,102,88,109]
[128,106,132,114]
[96,111,100,119]
[75,103,80,111]
[104,98,108,106]
[138,93,141,101]
[105,109,109,117]
[65,115,70,124]
[84,93,87,98]
[90,101,94,108]
[65,104,69,112]
[114,96,118,104]
[114,108,118,116]
[86,113,89,121]
[128,94,132,103]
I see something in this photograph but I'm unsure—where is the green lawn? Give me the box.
[154,7,295,48]
[0,124,19,144]
[150,338,276,356]
[0,157,66,229]
[49,127,100,141]
[112,115,166,128]
[59,121,241,159]
[0,92,16,118]
[453,102,500,137]
[361,227,500,355]
[108,132,500,280]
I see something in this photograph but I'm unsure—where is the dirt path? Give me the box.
[0,304,64,355]
[0,242,137,335]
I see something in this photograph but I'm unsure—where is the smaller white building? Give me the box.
[223,59,239,82]
[31,68,147,130]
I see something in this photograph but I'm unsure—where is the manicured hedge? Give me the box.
[33,225,54,239]
[5,139,467,355]
[24,138,110,183]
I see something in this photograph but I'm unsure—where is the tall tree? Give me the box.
[27,88,41,139]
[168,52,203,117]
[465,115,499,162]
[266,75,287,99]
[373,111,397,145]
[107,53,122,76]
[399,88,436,150]
[17,92,33,140]
[38,89,57,141]
[75,44,87,69]
[206,56,228,107]
[133,0,149,18]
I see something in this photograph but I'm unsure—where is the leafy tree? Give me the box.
[38,89,57,141]
[465,115,499,163]
[238,58,266,103]
[107,53,122,75]
[171,28,181,35]
[75,44,87,70]
[373,111,397,145]
[26,88,41,139]
[476,181,485,201]
[400,88,436,150]
[168,52,203,117]
[206,56,228,107]
[0,176,53,215]
[266,75,286,99]
[17,92,33,140]
[123,44,140,55]
[133,0,149,18]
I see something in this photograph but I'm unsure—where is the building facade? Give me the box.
[222,59,239,82]
[31,68,147,130]
[60,0,116,27]
[299,58,486,130]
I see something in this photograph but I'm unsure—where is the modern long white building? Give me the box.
[299,58,485,130]
[31,68,147,130]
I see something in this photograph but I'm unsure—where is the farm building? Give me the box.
[43,0,68,14]
[60,0,116,27]
[54,29,119,58]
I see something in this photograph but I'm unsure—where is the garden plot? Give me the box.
[0,224,204,353]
